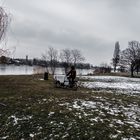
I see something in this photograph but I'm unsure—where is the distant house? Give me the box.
[0,56,7,64]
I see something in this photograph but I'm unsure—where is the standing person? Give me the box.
[67,66,76,87]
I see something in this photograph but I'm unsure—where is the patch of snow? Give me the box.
[90,117,99,122]
[81,76,140,82]
[8,115,33,125]
[134,123,140,129]
[82,101,97,109]
[29,134,34,138]
[48,112,55,116]
[1,136,9,140]
[9,115,18,125]
[72,100,97,110]
[62,133,69,138]
[109,124,114,127]
[42,99,47,102]
[122,138,136,140]
[116,120,124,125]
[60,122,64,125]
[58,98,140,137]
[39,79,44,81]
[110,134,119,139]
[80,76,140,94]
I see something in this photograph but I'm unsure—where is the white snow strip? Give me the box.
[80,76,140,94]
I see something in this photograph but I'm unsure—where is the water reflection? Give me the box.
[0,65,33,75]
[0,65,93,75]
[0,64,6,72]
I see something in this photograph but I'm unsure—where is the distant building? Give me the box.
[0,56,7,64]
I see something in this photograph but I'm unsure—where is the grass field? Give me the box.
[0,75,140,140]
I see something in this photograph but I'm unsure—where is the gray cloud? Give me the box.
[2,0,140,65]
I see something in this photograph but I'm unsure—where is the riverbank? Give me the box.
[0,75,140,139]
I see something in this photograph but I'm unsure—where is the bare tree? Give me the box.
[60,49,72,74]
[60,48,85,74]
[0,48,10,56]
[120,41,140,77]
[42,47,58,75]
[0,7,9,57]
[0,7,8,42]
[71,49,85,66]
[112,41,120,72]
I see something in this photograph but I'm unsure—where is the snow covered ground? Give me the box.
[59,96,140,140]
[59,98,140,127]
[80,76,140,94]
[1,93,140,139]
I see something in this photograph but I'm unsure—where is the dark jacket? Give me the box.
[67,69,76,79]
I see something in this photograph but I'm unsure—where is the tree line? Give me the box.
[0,48,91,74]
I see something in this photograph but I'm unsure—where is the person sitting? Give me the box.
[67,66,76,87]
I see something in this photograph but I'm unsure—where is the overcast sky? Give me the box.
[1,0,140,65]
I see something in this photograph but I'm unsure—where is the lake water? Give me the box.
[0,65,93,75]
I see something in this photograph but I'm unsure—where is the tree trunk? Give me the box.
[113,63,117,72]
[131,65,134,77]
[114,67,116,72]
[136,66,139,75]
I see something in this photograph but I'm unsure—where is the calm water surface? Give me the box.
[0,65,93,75]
